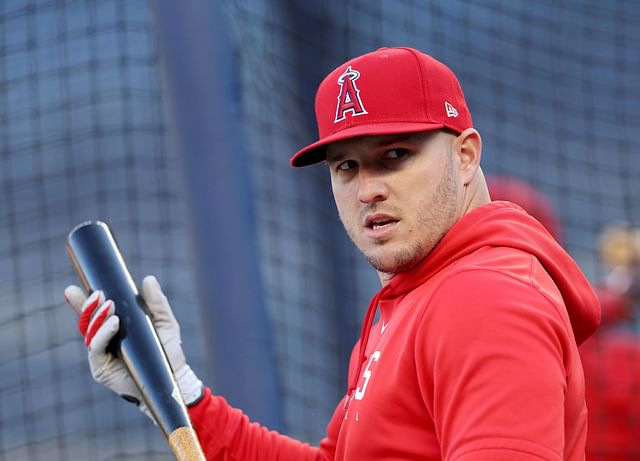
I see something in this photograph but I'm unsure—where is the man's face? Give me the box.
[326,131,463,276]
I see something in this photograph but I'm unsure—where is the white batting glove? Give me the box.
[64,275,203,421]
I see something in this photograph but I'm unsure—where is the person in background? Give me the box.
[488,174,640,461]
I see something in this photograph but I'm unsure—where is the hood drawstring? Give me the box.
[344,284,392,410]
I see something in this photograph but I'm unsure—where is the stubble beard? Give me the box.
[347,154,460,275]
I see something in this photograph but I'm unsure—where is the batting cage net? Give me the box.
[1,0,639,460]
[0,2,202,460]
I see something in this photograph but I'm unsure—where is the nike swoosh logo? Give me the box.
[381,322,388,334]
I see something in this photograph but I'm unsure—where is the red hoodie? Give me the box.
[188,201,601,460]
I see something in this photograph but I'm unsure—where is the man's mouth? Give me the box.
[370,220,396,230]
[364,214,399,235]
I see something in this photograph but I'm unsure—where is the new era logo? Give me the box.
[445,101,458,118]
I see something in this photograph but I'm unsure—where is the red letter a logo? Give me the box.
[335,66,368,123]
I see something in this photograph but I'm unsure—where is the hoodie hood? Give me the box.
[347,201,601,402]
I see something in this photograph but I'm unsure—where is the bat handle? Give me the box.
[169,426,207,461]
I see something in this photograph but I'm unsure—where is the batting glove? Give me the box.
[64,275,203,421]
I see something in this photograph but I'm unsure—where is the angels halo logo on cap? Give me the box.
[335,65,368,123]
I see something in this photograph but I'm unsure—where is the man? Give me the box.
[66,47,601,460]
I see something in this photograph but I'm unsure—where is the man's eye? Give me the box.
[386,148,408,159]
[338,160,357,171]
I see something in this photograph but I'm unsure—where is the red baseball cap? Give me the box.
[290,47,473,167]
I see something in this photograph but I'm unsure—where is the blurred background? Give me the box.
[1,0,639,460]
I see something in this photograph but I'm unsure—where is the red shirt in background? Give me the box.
[581,287,640,460]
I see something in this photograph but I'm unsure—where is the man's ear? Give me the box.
[453,128,482,185]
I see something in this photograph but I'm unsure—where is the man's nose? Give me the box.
[357,170,389,203]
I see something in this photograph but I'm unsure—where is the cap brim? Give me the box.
[290,121,445,167]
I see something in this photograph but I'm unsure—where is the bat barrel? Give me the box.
[67,221,205,460]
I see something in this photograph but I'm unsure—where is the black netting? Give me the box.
[224,0,640,446]
[0,1,203,459]
[1,0,639,459]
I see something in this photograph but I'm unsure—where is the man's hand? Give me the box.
[64,275,203,421]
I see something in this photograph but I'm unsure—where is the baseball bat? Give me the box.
[66,221,205,461]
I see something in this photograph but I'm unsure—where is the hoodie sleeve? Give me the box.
[187,387,336,460]
[416,266,584,461]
